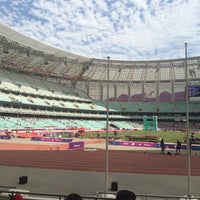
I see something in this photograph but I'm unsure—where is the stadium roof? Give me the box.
[0,23,200,83]
[0,23,88,60]
[0,23,96,80]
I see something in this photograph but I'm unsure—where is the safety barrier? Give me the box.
[0,190,199,200]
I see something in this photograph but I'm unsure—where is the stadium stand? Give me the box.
[0,24,200,144]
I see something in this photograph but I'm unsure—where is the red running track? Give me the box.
[0,142,200,176]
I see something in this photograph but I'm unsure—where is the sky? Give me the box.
[0,0,200,61]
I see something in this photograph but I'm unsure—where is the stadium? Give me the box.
[0,22,200,200]
[0,23,200,131]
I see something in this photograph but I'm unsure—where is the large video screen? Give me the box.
[188,85,200,97]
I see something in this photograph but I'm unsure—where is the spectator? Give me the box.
[9,193,24,200]
[65,193,82,200]
[116,190,136,200]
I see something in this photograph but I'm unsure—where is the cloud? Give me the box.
[0,0,200,60]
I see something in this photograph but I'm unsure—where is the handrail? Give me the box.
[0,190,200,200]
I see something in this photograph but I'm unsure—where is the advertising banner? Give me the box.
[69,141,84,149]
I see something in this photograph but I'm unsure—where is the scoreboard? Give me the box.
[188,85,200,97]
[188,85,200,101]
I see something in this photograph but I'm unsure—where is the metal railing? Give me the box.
[0,190,200,200]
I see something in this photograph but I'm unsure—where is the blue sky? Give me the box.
[0,0,200,61]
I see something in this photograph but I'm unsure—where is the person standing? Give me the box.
[176,139,181,155]
[160,138,165,154]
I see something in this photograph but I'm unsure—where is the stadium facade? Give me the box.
[0,23,200,131]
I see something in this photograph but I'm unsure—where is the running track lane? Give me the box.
[0,149,200,176]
